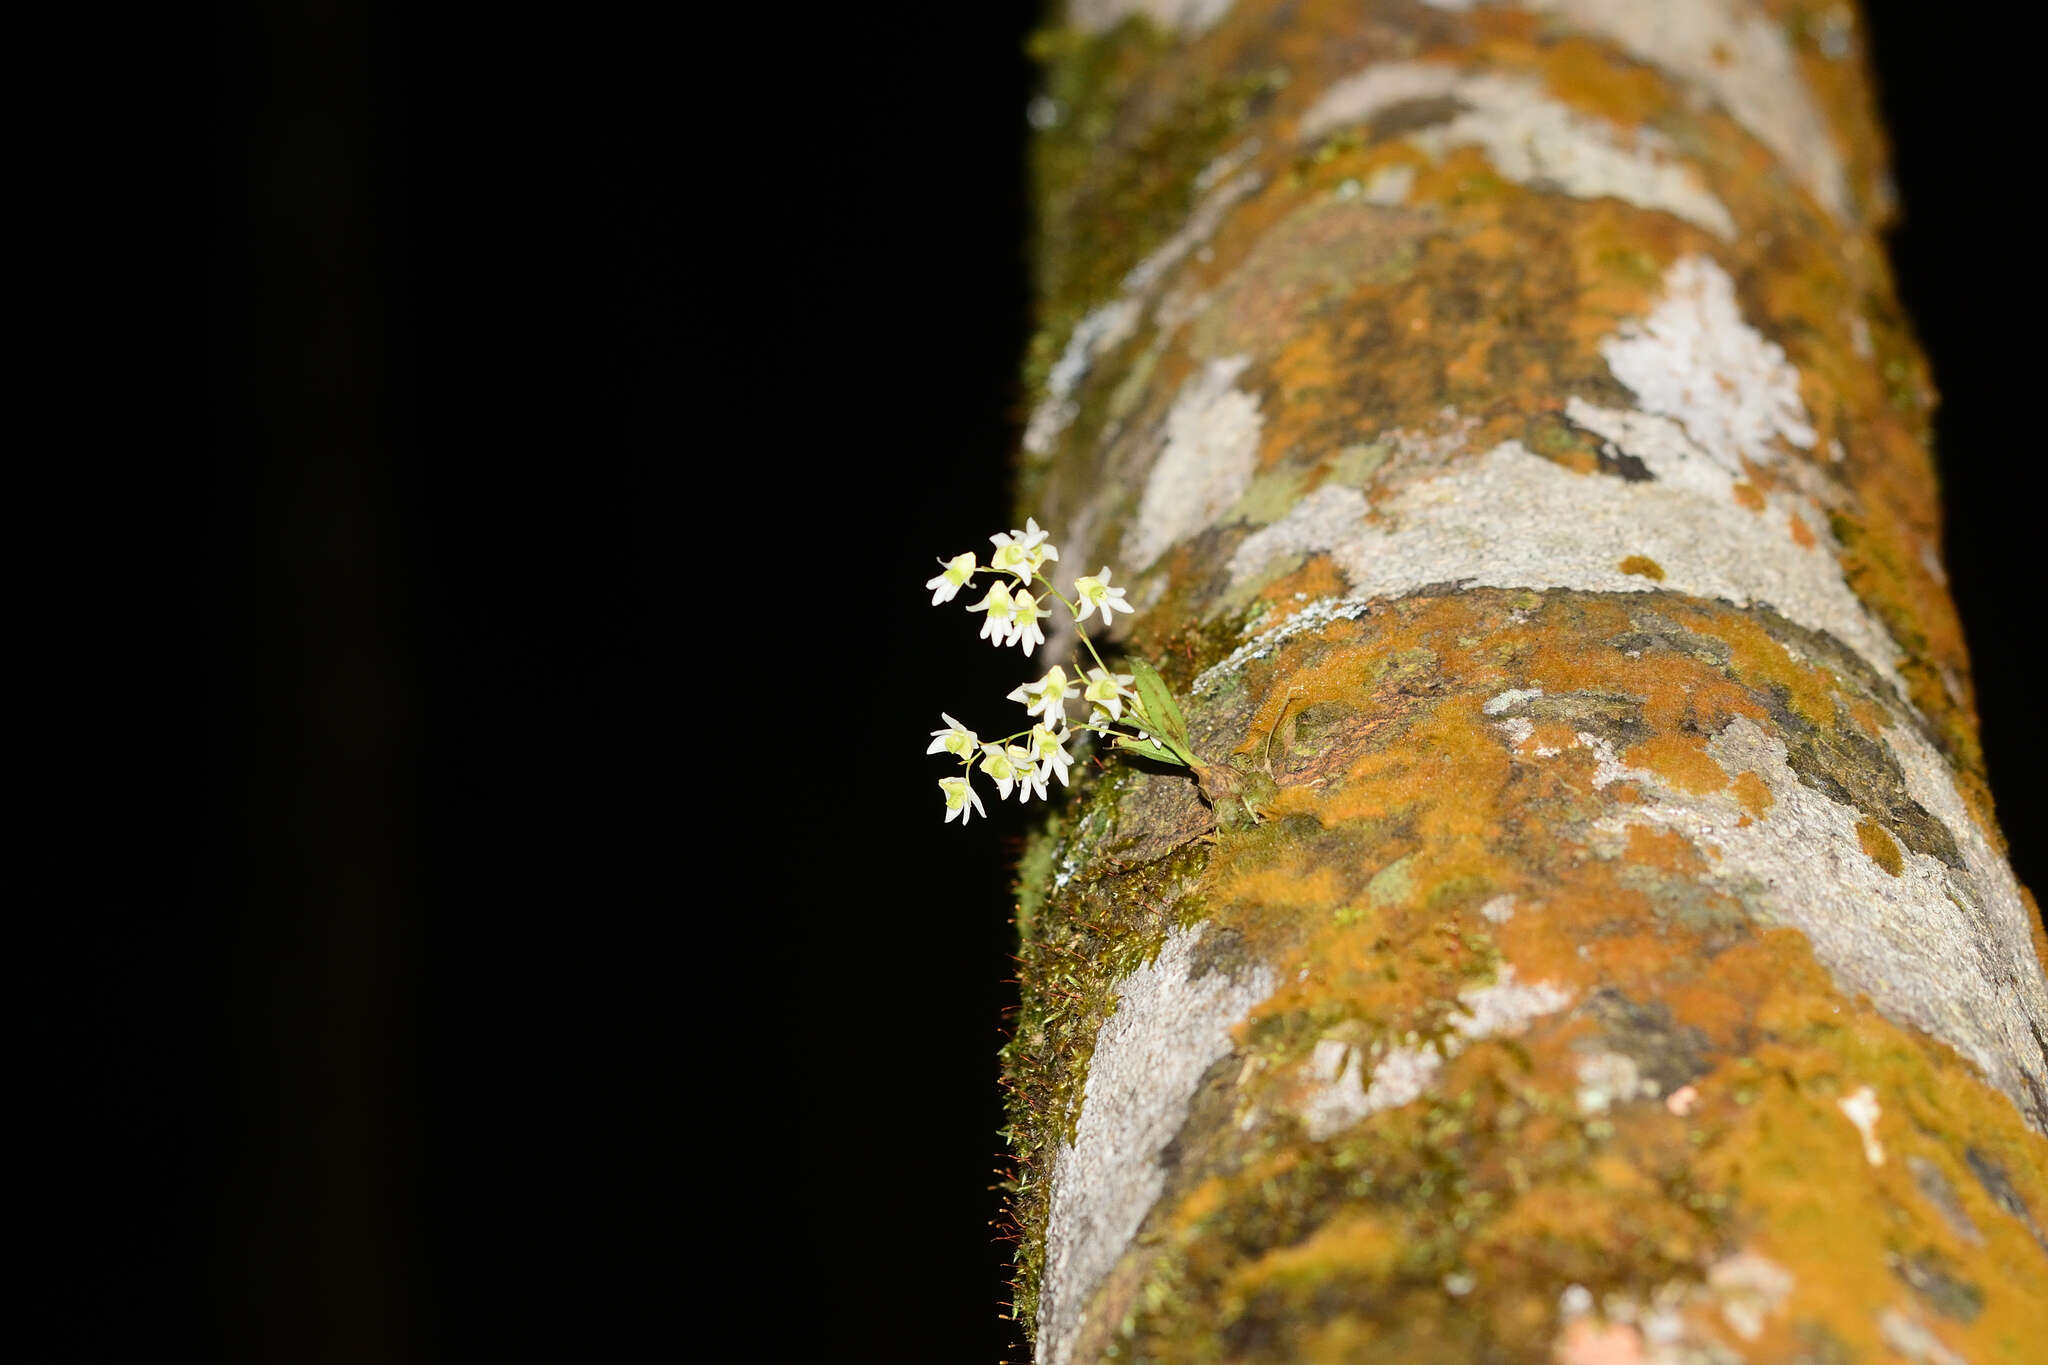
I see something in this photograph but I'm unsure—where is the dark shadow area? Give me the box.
[1863,0,2046,897]
[394,4,1038,1359]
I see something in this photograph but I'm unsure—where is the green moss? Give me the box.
[1026,20,1285,395]
[1000,751,1225,1338]
[1015,818,1063,944]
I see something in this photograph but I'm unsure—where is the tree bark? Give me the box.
[1002,3,2048,1361]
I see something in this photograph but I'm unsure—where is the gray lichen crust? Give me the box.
[1036,923,1275,1364]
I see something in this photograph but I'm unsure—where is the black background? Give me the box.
[25,2,2043,1361]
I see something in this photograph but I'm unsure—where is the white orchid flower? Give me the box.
[1007,665,1078,722]
[939,775,985,825]
[1008,589,1047,655]
[990,518,1060,582]
[1073,566,1133,624]
[925,552,977,605]
[979,742,1023,799]
[926,713,978,758]
[1009,746,1048,803]
[967,581,1017,645]
[1082,666,1137,722]
[1029,724,1074,787]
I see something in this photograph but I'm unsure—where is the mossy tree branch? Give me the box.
[1002,2,2048,1361]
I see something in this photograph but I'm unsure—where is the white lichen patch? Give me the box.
[1551,1260,1790,1364]
[1023,298,1142,457]
[1037,924,1275,1365]
[1581,715,2048,1132]
[1493,715,1536,749]
[1837,1084,1886,1166]
[1299,64,1736,238]
[1565,398,1740,500]
[1576,731,1643,790]
[1225,483,1369,582]
[1596,255,1816,468]
[1067,0,1235,35]
[1126,355,1264,570]
[1485,687,1544,715]
[1878,1307,1968,1365]
[1576,1050,1661,1113]
[1525,0,1851,219]
[1362,163,1415,205]
[1705,1252,1795,1343]
[1223,437,1905,697]
[1219,418,1461,585]
[1296,967,1570,1138]
[1299,1039,1443,1140]
[1299,61,1464,139]
[1458,966,1575,1036]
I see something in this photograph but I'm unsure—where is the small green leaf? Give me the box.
[1125,659,1196,764]
[1114,733,1189,767]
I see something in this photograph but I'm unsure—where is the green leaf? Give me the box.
[1113,733,1189,767]
[1125,659,1196,765]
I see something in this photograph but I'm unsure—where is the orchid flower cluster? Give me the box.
[925,519,1203,825]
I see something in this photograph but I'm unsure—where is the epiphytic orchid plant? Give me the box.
[925,518,1256,825]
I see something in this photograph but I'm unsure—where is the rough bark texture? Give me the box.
[1001,3,2048,1362]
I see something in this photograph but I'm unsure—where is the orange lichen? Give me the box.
[1183,589,1890,1043]
[1731,771,1774,818]
[1662,603,1846,731]
[1622,824,1712,878]
[1256,554,1350,619]
[1623,734,1730,796]
[1855,818,1904,877]
[1233,1208,1406,1289]
[1617,555,1665,581]
[1531,36,1674,128]
[1677,937,2048,1362]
